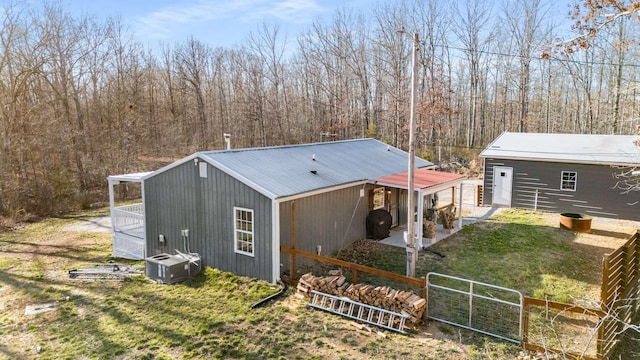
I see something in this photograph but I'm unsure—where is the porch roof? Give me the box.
[373,168,466,192]
[107,172,153,183]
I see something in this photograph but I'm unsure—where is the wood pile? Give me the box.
[296,271,426,325]
[423,221,436,239]
[440,207,456,230]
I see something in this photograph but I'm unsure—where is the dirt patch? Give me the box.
[63,216,111,233]
[531,212,636,253]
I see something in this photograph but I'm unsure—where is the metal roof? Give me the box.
[107,172,153,183]
[198,138,433,199]
[374,169,466,192]
[480,132,640,166]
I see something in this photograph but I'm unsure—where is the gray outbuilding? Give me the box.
[480,132,640,220]
[110,138,470,282]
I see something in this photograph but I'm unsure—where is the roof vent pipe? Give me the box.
[312,154,316,161]
[223,133,231,150]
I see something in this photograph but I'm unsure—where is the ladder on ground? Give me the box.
[68,264,142,281]
[308,290,410,334]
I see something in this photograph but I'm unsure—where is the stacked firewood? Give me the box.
[440,207,456,230]
[296,271,426,325]
[423,221,437,239]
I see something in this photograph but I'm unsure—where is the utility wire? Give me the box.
[424,43,640,68]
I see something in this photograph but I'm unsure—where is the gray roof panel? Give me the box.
[480,132,640,166]
[200,138,432,199]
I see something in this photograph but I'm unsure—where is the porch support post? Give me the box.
[108,177,117,258]
[458,184,464,229]
[416,189,424,249]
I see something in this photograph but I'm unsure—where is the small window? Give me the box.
[372,187,386,210]
[234,207,254,256]
[560,171,577,191]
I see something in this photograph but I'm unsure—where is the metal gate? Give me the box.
[426,272,523,343]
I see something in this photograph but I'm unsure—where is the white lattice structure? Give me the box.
[108,172,152,260]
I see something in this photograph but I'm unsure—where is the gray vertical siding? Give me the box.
[279,183,411,272]
[279,184,371,255]
[145,160,273,281]
[483,158,640,221]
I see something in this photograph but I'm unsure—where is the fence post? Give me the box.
[468,282,474,328]
[597,320,605,357]
[419,276,426,299]
[521,297,530,347]
[634,232,640,314]
[600,256,610,311]
[290,201,297,280]
[476,184,483,206]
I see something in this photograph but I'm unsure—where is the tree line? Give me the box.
[1,0,639,217]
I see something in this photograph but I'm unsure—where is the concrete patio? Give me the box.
[379,180,503,248]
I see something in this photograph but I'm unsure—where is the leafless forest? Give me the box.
[1,0,639,217]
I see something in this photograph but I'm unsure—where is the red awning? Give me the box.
[374,168,466,190]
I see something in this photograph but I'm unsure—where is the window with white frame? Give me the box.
[234,207,254,256]
[560,171,577,191]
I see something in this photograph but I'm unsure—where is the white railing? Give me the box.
[117,203,144,215]
[112,233,145,260]
[113,203,144,238]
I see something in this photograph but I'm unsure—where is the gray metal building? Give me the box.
[480,132,640,220]
[139,139,434,282]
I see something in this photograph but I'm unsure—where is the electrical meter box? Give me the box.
[145,253,200,284]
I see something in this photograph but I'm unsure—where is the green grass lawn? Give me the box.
[0,208,628,359]
[1,210,522,359]
[336,209,604,303]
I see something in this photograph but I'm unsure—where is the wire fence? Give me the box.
[426,272,523,343]
[522,297,604,360]
[284,231,640,359]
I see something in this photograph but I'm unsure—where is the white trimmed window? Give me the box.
[234,207,254,256]
[560,171,577,191]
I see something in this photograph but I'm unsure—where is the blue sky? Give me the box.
[65,0,370,48]
[60,0,575,51]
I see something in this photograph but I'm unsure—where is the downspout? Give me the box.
[250,279,287,309]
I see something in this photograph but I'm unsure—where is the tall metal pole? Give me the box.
[406,32,419,278]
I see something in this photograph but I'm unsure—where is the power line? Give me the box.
[428,43,640,69]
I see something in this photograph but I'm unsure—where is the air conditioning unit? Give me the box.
[145,253,201,284]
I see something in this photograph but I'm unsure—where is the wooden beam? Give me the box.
[280,245,424,288]
[290,201,296,280]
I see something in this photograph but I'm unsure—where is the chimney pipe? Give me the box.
[223,133,231,150]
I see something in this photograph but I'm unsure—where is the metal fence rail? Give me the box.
[426,272,523,343]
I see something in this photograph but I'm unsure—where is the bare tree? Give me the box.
[174,36,211,150]
[371,1,410,147]
[0,2,48,214]
[453,0,494,148]
[247,22,291,144]
[413,0,454,160]
[502,0,549,133]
